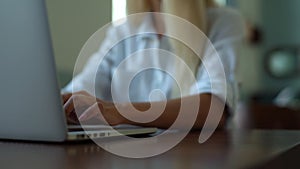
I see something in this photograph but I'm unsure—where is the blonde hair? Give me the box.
[126,0,152,15]
[163,0,217,97]
[126,0,158,29]
[125,0,218,97]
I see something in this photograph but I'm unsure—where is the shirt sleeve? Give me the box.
[191,8,246,112]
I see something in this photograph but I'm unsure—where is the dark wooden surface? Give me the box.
[251,144,300,169]
[233,101,300,130]
[0,129,299,169]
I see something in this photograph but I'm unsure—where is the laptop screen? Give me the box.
[0,0,67,141]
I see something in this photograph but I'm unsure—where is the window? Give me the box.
[112,0,127,22]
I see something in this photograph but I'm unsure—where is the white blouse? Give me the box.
[63,7,245,112]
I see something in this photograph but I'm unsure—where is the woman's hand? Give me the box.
[62,91,125,125]
[62,91,226,129]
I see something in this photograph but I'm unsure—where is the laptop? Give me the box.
[0,0,157,142]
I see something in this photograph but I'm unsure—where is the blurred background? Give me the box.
[46,0,300,129]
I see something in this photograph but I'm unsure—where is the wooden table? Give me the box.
[0,130,299,169]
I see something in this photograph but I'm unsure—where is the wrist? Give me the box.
[100,101,128,125]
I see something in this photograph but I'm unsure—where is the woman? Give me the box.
[63,0,245,129]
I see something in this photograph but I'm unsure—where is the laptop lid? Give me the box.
[0,0,68,141]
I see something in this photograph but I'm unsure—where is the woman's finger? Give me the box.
[67,110,80,124]
[64,99,79,124]
[79,103,100,121]
[63,97,81,124]
[62,93,73,103]
[62,90,90,104]
[63,96,75,116]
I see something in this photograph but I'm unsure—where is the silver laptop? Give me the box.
[0,0,156,142]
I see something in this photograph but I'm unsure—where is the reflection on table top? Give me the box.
[0,129,299,169]
[251,143,300,169]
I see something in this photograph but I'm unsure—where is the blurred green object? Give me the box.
[266,48,298,78]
